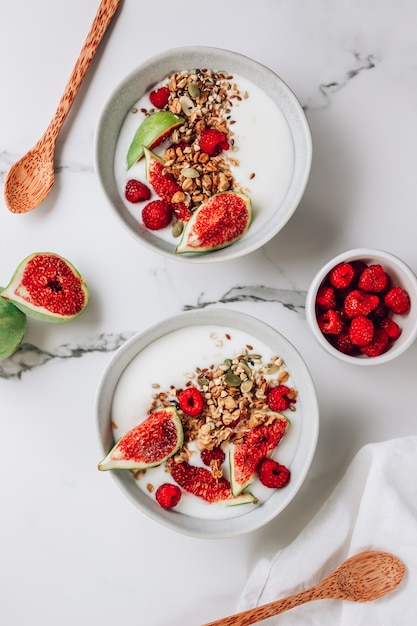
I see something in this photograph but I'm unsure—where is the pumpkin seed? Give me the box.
[197,376,209,387]
[240,379,253,394]
[223,358,233,369]
[263,363,279,375]
[188,82,201,99]
[181,167,200,178]
[239,359,252,378]
[224,371,242,387]
[172,221,184,238]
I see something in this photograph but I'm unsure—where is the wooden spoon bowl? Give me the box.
[4,0,121,214]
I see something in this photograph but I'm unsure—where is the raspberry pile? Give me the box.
[315,260,411,358]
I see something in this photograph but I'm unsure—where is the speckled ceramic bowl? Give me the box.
[96,309,319,538]
[306,248,417,365]
[95,46,312,263]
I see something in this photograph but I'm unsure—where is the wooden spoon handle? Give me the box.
[46,0,121,141]
[203,585,331,626]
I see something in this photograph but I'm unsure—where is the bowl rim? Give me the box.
[306,247,417,365]
[94,45,312,264]
[95,308,319,538]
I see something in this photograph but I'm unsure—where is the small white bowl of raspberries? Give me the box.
[306,248,417,364]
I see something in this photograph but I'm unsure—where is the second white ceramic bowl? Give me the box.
[306,248,417,365]
[96,308,319,538]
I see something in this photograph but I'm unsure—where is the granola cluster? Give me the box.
[148,341,297,477]
[139,69,248,211]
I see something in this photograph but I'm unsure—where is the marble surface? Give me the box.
[1,1,417,624]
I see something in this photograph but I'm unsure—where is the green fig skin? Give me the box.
[126,111,184,169]
[1,252,89,323]
[0,289,27,361]
[225,492,258,507]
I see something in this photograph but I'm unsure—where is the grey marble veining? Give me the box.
[312,51,376,109]
[183,284,306,313]
[0,331,134,380]
[0,285,305,379]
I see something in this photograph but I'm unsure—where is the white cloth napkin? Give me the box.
[238,436,417,625]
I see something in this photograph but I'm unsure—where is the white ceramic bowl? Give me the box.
[95,46,312,263]
[306,248,417,365]
[96,309,319,538]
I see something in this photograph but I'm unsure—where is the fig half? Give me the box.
[176,191,252,254]
[1,252,89,323]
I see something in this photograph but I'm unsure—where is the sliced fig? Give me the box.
[176,191,252,254]
[168,459,257,506]
[144,147,182,201]
[126,111,184,169]
[230,413,289,496]
[0,290,27,361]
[99,407,183,471]
[1,252,88,323]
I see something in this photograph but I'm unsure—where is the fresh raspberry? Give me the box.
[173,202,193,222]
[384,287,411,315]
[178,387,204,416]
[331,329,358,356]
[201,447,226,466]
[142,200,173,230]
[267,385,291,412]
[149,86,170,109]
[343,289,379,318]
[258,459,291,489]
[316,285,336,311]
[317,309,344,335]
[358,264,389,293]
[360,328,389,357]
[155,483,182,508]
[199,129,229,156]
[349,316,374,346]
[329,262,355,289]
[379,317,402,340]
[125,179,151,203]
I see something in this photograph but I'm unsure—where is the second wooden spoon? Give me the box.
[203,550,405,626]
[4,0,121,214]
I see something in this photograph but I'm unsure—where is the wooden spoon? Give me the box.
[203,550,405,626]
[4,0,121,214]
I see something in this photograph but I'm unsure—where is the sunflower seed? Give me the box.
[180,95,195,116]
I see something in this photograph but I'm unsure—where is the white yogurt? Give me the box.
[114,73,295,244]
[111,325,300,520]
